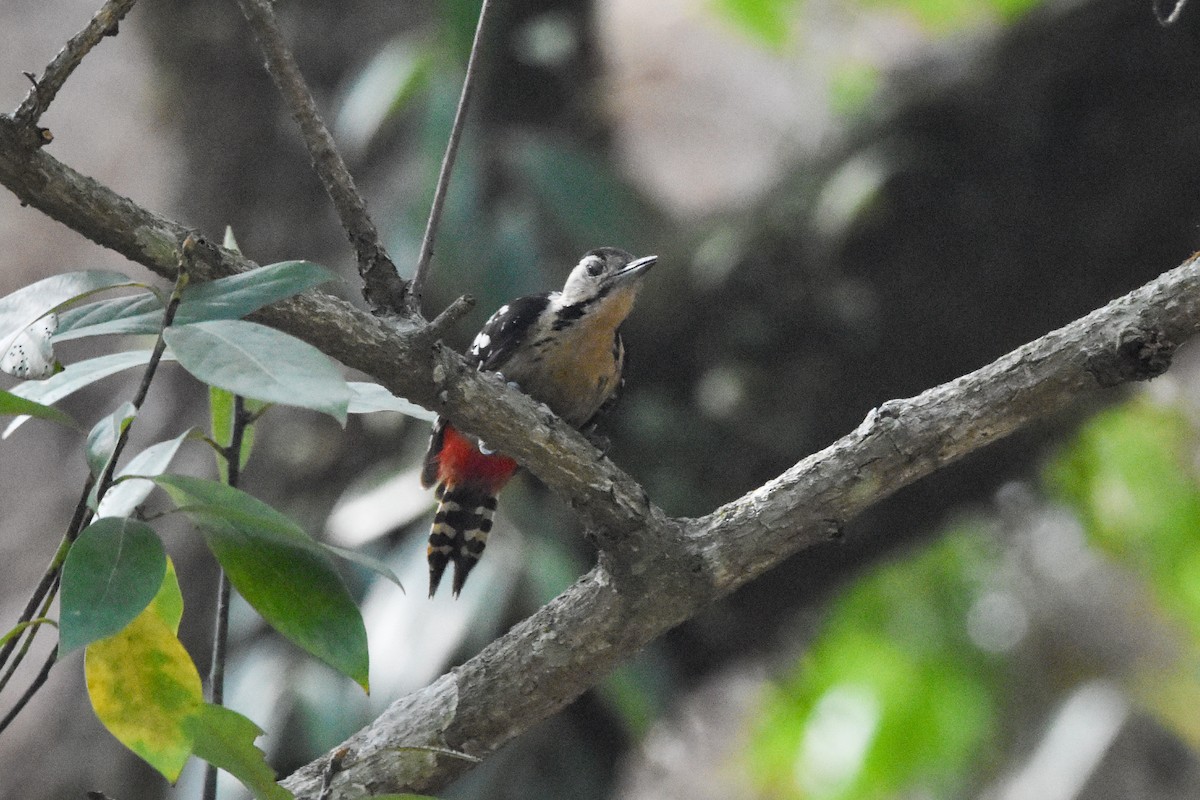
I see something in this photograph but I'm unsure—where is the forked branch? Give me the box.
[4,1,1200,795]
[13,0,136,127]
[234,0,405,316]
[235,0,496,322]
[278,254,1200,796]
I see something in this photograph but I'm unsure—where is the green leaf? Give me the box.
[85,559,202,782]
[2,350,161,438]
[0,270,137,350]
[210,385,235,448]
[0,389,75,427]
[185,703,292,800]
[97,429,195,519]
[53,291,164,341]
[164,320,350,424]
[86,402,137,478]
[60,517,166,655]
[153,475,369,690]
[173,261,336,324]
[347,382,436,420]
[323,543,406,592]
[152,558,186,635]
[55,261,336,342]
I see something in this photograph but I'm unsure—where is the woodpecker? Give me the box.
[420,247,657,597]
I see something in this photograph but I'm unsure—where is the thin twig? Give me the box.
[422,293,476,342]
[92,239,190,502]
[0,568,60,700]
[233,0,406,317]
[410,0,496,314]
[200,574,231,800]
[0,646,56,735]
[202,395,248,800]
[0,474,93,676]
[14,0,137,127]
[0,238,188,733]
[0,575,60,700]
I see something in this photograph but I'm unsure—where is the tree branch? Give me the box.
[233,0,407,317]
[0,112,643,538]
[409,0,496,312]
[3,107,1200,793]
[13,0,136,127]
[278,254,1200,796]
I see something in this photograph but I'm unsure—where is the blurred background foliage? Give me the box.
[5,0,1200,797]
[745,394,1200,800]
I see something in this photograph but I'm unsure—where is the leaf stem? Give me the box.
[0,574,61,701]
[202,395,249,800]
[0,237,190,736]
[0,646,57,735]
[92,246,189,504]
[0,473,93,687]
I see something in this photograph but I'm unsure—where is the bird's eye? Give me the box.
[586,260,604,277]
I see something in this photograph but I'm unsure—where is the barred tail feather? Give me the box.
[427,483,499,597]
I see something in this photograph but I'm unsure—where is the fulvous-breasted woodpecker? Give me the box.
[420,247,657,597]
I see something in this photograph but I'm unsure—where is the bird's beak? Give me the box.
[612,254,657,284]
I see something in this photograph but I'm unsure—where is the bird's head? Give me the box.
[559,247,657,308]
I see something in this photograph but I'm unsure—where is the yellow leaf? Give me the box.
[85,559,202,782]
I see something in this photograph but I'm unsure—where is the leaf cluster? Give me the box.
[0,254,421,798]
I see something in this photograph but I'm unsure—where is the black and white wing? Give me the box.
[421,293,551,488]
[468,293,551,372]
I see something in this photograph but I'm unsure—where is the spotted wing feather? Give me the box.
[468,293,551,372]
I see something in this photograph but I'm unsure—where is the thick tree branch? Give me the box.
[278,255,1200,796]
[3,110,1200,793]
[234,0,406,316]
[0,113,644,541]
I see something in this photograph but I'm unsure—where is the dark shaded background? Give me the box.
[4,0,1200,797]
